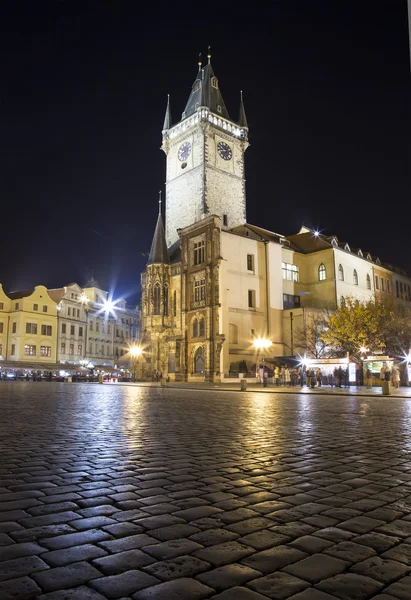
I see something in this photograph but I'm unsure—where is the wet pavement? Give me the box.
[1,382,411,599]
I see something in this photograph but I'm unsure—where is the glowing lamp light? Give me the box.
[359,346,368,354]
[80,294,88,303]
[313,230,320,237]
[253,338,272,350]
[129,346,143,358]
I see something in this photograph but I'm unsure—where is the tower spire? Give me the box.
[238,90,248,128]
[147,198,169,265]
[162,94,172,131]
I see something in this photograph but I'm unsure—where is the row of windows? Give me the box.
[192,317,205,338]
[0,303,48,312]
[396,280,411,300]
[282,263,299,282]
[25,323,53,336]
[147,285,170,316]
[9,344,51,357]
[61,343,83,355]
[67,307,81,318]
[62,324,84,336]
[337,265,372,289]
[374,275,391,294]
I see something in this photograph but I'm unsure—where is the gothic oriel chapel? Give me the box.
[140,55,403,381]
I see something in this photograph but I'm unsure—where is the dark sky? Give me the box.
[2,1,410,305]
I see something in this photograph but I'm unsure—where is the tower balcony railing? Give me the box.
[167,108,247,141]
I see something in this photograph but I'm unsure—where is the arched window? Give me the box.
[192,318,198,338]
[318,264,326,281]
[340,296,345,306]
[199,318,205,337]
[194,346,205,373]
[153,284,161,315]
[338,264,344,281]
[173,291,177,317]
[164,286,169,316]
[366,274,371,290]
[353,269,358,286]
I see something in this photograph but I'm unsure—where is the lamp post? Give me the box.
[253,337,273,386]
[129,345,143,382]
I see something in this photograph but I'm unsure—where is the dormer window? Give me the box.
[344,243,351,252]
[217,105,222,114]
[211,76,218,89]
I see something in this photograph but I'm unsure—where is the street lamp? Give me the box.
[253,337,272,386]
[129,345,143,382]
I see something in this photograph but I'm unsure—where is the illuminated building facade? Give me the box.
[140,57,411,381]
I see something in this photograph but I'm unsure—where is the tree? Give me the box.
[321,297,411,362]
[294,309,332,358]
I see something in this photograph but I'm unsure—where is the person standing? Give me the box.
[274,366,280,386]
[316,367,322,387]
[285,367,291,386]
[392,364,400,389]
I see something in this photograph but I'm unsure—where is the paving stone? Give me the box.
[384,576,411,599]
[210,587,270,599]
[144,554,211,580]
[92,548,155,574]
[0,555,49,581]
[197,563,261,591]
[142,538,203,560]
[313,528,356,543]
[349,556,410,584]
[189,528,239,547]
[99,534,158,553]
[32,560,101,591]
[36,585,108,599]
[241,545,307,574]
[338,516,385,534]
[194,540,254,566]
[377,519,411,538]
[315,573,384,599]
[0,541,47,562]
[69,516,117,531]
[284,553,348,583]
[91,570,160,598]
[288,589,344,599]
[323,541,376,563]
[0,575,42,599]
[42,543,108,567]
[132,577,214,599]
[77,505,120,518]
[39,528,110,549]
[0,533,14,546]
[0,522,24,533]
[289,535,334,553]
[19,511,81,528]
[269,522,316,540]
[239,530,289,551]
[149,524,200,541]
[352,532,400,553]
[382,543,411,565]
[102,522,145,538]
[226,517,275,536]
[248,571,310,598]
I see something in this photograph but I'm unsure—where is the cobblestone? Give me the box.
[3,383,411,598]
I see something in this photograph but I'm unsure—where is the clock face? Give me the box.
[178,141,191,162]
[217,141,232,161]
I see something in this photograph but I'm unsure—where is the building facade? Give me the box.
[140,58,411,381]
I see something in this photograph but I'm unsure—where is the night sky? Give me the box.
[2,1,410,305]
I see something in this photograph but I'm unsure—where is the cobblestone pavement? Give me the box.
[1,383,411,600]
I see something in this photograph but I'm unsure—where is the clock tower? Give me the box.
[161,54,249,247]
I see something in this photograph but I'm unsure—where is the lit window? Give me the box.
[247,254,255,271]
[353,269,358,286]
[24,344,36,356]
[282,263,299,282]
[40,346,51,357]
[193,241,205,265]
[338,264,344,281]
[318,264,326,281]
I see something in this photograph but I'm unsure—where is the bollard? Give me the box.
[67,376,72,383]
[160,377,166,387]
[382,381,392,396]
[98,375,104,384]
[240,379,247,391]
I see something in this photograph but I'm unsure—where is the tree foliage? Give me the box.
[294,309,331,358]
[321,297,411,362]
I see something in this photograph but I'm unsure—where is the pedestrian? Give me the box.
[306,369,312,388]
[337,366,343,388]
[259,365,264,385]
[274,366,280,386]
[316,367,322,387]
[392,364,400,389]
[280,365,285,386]
[285,367,291,386]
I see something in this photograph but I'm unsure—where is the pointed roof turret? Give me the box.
[162,95,172,131]
[182,51,231,121]
[238,90,248,128]
[147,192,170,265]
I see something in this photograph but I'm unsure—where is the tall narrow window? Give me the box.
[193,241,205,265]
[366,274,371,289]
[248,289,256,309]
[153,285,161,315]
[199,318,205,337]
[247,254,255,271]
[192,318,198,338]
[353,269,358,286]
[164,286,169,316]
[381,278,385,292]
[146,286,151,315]
[375,276,379,290]
[318,264,326,281]
[338,264,344,281]
[173,291,177,317]
[194,280,206,303]
[223,214,228,227]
